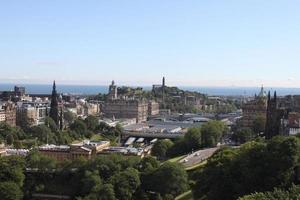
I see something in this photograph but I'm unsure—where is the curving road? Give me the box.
[179,147,219,168]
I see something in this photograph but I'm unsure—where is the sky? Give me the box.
[1,0,300,87]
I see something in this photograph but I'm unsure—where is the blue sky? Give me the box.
[1,0,300,87]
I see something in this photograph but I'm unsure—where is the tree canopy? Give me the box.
[192,136,300,200]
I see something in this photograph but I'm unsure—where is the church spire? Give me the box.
[53,80,56,91]
[50,80,59,126]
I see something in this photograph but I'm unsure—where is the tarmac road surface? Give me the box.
[179,147,219,168]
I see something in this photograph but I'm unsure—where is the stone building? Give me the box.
[104,81,158,122]
[3,102,17,126]
[16,101,50,127]
[148,101,159,116]
[104,99,149,123]
[0,101,17,126]
[0,109,5,123]
[38,140,110,161]
[241,86,267,128]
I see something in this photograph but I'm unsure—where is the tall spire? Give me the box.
[162,77,165,105]
[50,80,59,126]
[53,80,56,91]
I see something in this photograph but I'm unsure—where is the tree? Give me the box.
[148,162,189,196]
[184,127,202,151]
[151,140,174,160]
[6,134,14,145]
[0,181,23,200]
[111,168,141,200]
[26,151,57,170]
[31,125,56,144]
[232,128,254,144]
[71,119,87,137]
[0,156,25,188]
[192,147,238,200]
[239,185,300,200]
[139,156,160,173]
[192,136,300,200]
[201,120,227,147]
[64,111,76,125]
[97,184,116,200]
[56,130,73,145]
[252,115,266,135]
[85,116,99,132]
[45,117,58,132]
[0,123,25,143]
[77,184,116,200]
[80,170,102,196]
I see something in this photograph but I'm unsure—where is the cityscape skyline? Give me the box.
[1,1,300,87]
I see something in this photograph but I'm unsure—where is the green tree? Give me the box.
[146,162,189,196]
[45,116,58,132]
[85,116,99,132]
[64,111,76,125]
[71,119,88,137]
[239,185,300,200]
[193,136,300,200]
[111,168,141,200]
[56,130,73,145]
[184,127,202,151]
[97,184,116,200]
[31,125,56,144]
[0,156,25,188]
[139,156,160,173]
[0,181,23,200]
[201,120,227,147]
[151,140,174,160]
[252,115,266,134]
[80,170,102,196]
[6,134,14,145]
[26,151,57,170]
[232,128,254,144]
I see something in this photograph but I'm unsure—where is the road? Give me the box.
[179,147,219,168]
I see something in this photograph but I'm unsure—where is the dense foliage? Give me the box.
[232,114,266,144]
[192,136,300,200]
[152,121,227,159]
[239,185,300,200]
[0,152,190,200]
[0,156,25,200]
[0,116,121,149]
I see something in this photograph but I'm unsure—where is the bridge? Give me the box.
[122,131,184,140]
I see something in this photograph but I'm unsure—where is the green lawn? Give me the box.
[90,134,103,141]
[185,160,207,172]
